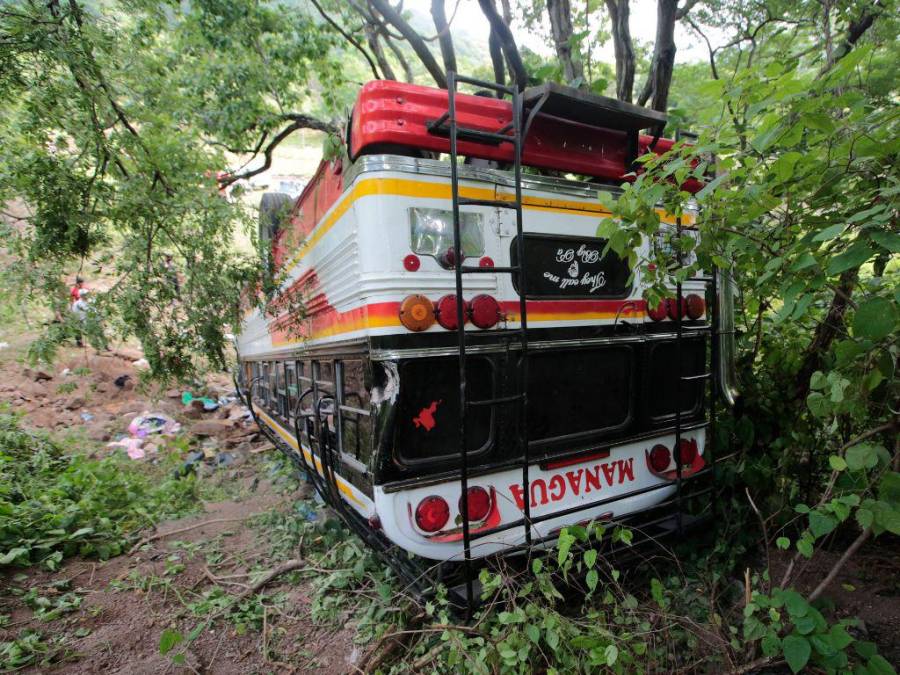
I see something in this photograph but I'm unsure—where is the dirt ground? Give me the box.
[0,344,362,674]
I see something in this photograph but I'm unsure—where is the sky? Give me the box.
[407,0,726,65]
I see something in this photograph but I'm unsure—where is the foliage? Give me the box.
[0,0,345,379]
[0,413,200,569]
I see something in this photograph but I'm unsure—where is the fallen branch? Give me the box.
[210,558,307,620]
[808,526,872,602]
[129,515,258,554]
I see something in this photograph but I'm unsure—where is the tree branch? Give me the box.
[308,0,381,80]
[430,0,457,75]
[219,115,336,187]
[365,22,396,80]
[478,0,527,89]
[546,0,584,85]
[369,0,447,88]
[605,0,635,102]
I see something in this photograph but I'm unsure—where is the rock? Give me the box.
[191,419,234,436]
[24,367,53,382]
[166,389,180,399]
[88,427,111,442]
[65,396,85,410]
[182,406,203,420]
[19,381,49,398]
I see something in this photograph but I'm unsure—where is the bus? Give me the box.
[236,74,738,604]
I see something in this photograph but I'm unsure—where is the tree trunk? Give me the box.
[489,29,506,92]
[430,0,457,76]
[478,0,527,89]
[369,0,447,88]
[365,24,396,81]
[546,0,584,85]
[384,33,415,83]
[605,0,635,102]
[794,267,859,402]
[637,0,677,112]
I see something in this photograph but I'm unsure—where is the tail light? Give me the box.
[415,496,450,532]
[459,486,491,522]
[685,294,705,320]
[479,256,494,268]
[648,300,668,322]
[674,438,698,466]
[648,444,671,472]
[666,297,685,320]
[399,295,436,332]
[435,294,468,330]
[469,294,501,329]
[403,254,420,272]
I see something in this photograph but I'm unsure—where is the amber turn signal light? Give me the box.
[399,294,436,332]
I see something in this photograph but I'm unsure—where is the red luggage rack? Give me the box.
[349,79,701,192]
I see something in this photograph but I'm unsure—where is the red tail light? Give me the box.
[479,256,494,268]
[648,301,668,321]
[469,294,501,329]
[648,444,671,472]
[459,486,491,522]
[415,496,450,533]
[666,297,685,320]
[685,294,705,320]
[403,254,420,272]
[674,438,698,466]
[435,295,468,330]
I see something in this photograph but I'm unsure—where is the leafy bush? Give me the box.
[0,413,199,569]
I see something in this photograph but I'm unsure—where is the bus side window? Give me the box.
[285,362,297,420]
[261,362,270,407]
[297,360,313,444]
[338,360,373,466]
[275,361,288,420]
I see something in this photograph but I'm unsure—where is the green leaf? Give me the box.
[868,655,897,675]
[828,624,854,651]
[826,241,873,275]
[586,569,599,592]
[846,443,881,471]
[829,455,848,471]
[783,635,811,673]
[870,230,900,253]
[782,590,809,618]
[776,537,790,550]
[546,628,560,651]
[853,298,897,341]
[812,223,846,242]
[809,371,827,390]
[525,624,541,644]
[605,644,619,666]
[809,511,837,539]
[856,507,874,529]
[159,628,183,655]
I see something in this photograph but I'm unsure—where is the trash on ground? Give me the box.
[80,412,94,422]
[128,412,181,437]
[114,374,131,388]
[133,358,150,369]
[181,391,219,411]
[108,437,146,460]
[0,342,8,350]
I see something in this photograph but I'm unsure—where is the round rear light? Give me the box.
[649,444,671,473]
[479,256,494,268]
[415,496,449,533]
[459,486,491,522]
[403,254,420,272]
[666,298,685,320]
[440,247,464,268]
[685,294,705,320]
[435,294,468,330]
[469,294,501,329]
[648,300,667,321]
[399,295,436,332]
[674,438,698,466]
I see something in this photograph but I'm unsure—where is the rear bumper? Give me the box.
[374,428,709,560]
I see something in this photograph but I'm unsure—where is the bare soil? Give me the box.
[0,343,362,674]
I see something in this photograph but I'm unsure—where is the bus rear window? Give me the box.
[527,346,633,450]
[393,358,493,465]
[646,340,706,421]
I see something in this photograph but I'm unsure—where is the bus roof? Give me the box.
[349,80,702,194]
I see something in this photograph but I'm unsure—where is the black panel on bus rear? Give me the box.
[526,345,634,453]
[391,357,494,467]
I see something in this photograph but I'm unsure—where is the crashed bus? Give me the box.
[236,75,738,605]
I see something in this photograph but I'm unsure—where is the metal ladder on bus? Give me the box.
[671,205,719,535]
[427,71,532,612]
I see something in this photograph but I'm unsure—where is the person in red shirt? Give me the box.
[70,276,84,305]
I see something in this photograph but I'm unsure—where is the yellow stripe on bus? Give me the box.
[253,407,367,508]
[285,176,693,271]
